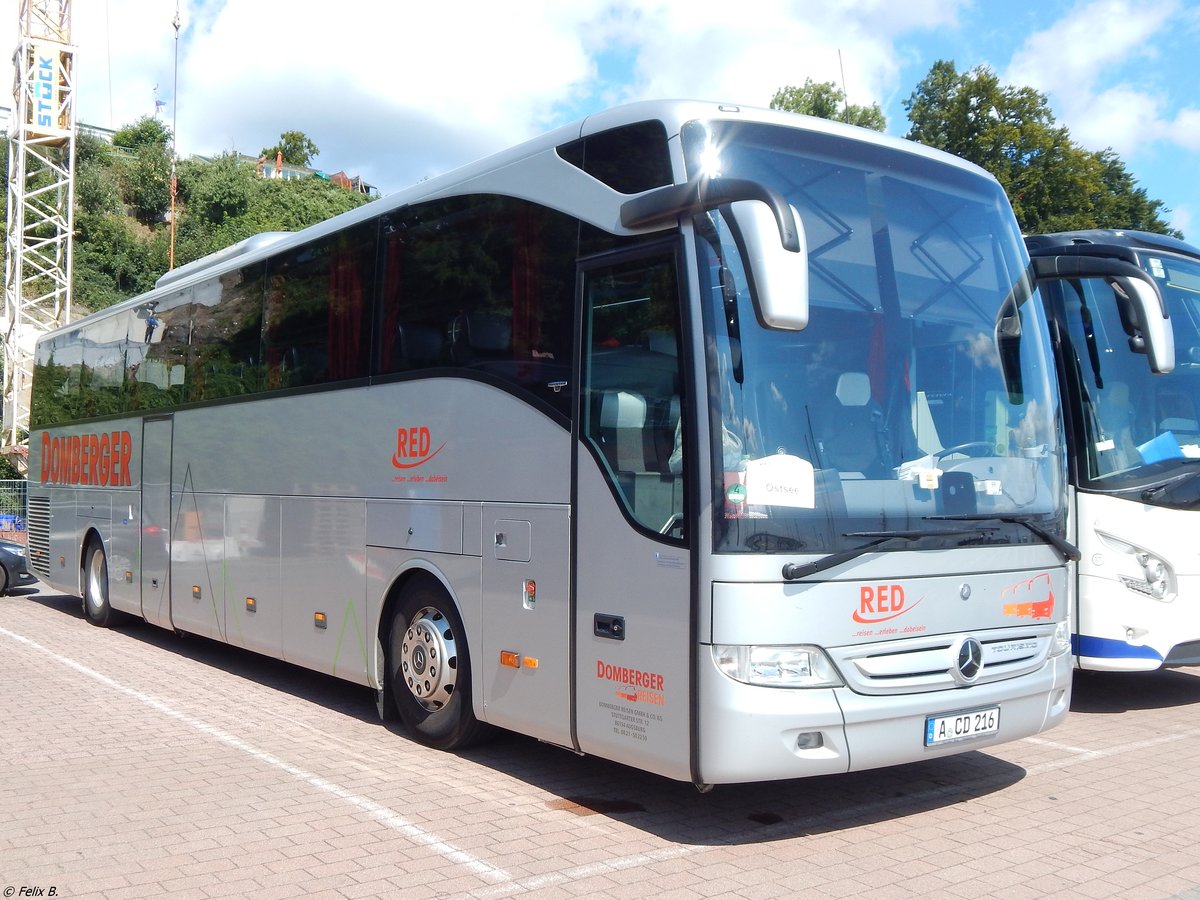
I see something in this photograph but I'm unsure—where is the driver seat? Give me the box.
[818,372,887,477]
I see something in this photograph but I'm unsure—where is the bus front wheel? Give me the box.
[387,575,490,750]
[82,540,117,628]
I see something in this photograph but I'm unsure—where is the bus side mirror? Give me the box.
[727,199,809,331]
[1112,275,1175,374]
[1031,255,1174,375]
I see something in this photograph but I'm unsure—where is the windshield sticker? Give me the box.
[897,455,942,488]
[744,454,815,508]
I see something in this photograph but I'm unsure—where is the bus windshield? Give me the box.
[685,120,1064,555]
[1061,251,1200,504]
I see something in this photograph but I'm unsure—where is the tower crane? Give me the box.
[2,0,76,470]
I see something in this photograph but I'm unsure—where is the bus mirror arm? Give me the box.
[620,177,800,249]
[621,178,809,330]
[1031,255,1174,374]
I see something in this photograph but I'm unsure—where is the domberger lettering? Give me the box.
[596,660,665,692]
[40,430,133,486]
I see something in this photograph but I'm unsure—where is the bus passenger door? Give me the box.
[572,249,694,783]
[141,416,173,629]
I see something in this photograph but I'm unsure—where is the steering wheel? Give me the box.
[933,441,996,460]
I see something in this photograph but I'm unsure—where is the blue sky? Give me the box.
[6,0,1198,239]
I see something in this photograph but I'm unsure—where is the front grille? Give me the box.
[26,495,51,578]
[829,627,1053,695]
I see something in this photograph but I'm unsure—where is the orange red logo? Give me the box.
[1002,573,1055,619]
[391,426,446,469]
[854,583,923,624]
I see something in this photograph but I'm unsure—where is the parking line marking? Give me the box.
[1021,735,1099,755]
[1023,726,1200,776]
[475,846,695,898]
[0,625,512,885]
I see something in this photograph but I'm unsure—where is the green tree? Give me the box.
[178,153,257,226]
[260,130,320,167]
[70,117,371,315]
[112,115,172,150]
[118,141,173,224]
[903,60,1179,237]
[771,78,886,131]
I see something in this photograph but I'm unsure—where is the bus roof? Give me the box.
[1026,228,1200,261]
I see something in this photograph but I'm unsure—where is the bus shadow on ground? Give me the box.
[1070,667,1200,714]
[23,588,1028,846]
[457,730,1026,845]
[25,589,383,725]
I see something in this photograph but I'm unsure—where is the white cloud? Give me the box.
[578,0,968,127]
[1003,0,1181,156]
[0,0,973,196]
[1005,0,1176,94]
[1173,108,1200,151]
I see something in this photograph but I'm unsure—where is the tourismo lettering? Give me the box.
[39,431,133,486]
[596,660,665,692]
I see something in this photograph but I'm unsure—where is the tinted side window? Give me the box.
[187,264,267,401]
[31,332,81,427]
[377,195,577,417]
[264,221,375,389]
[80,314,131,419]
[557,121,674,194]
[129,286,191,412]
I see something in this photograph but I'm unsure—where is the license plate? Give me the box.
[925,705,1000,746]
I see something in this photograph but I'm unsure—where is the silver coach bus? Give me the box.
[29,100,1115,785]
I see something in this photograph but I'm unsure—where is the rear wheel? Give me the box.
[386,574,490,750]
[82,540,117,627]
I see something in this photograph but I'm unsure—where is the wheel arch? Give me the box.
[376,561,465,650]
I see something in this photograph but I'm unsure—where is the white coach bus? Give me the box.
[1027,229,1199,671]
[28,100,1150,786]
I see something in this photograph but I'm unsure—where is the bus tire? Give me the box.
[387,575,490,750]
[82,539,119,628]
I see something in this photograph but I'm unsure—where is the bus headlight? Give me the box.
[713,645,844,688]
[1096,531,1174,601]
[1051,619,1071,657]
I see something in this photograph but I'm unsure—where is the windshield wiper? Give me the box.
[780,526,997,581]
[1141,463,1200,504]
[925,514,1081,562]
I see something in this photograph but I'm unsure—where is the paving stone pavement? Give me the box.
[3,584,1199,899]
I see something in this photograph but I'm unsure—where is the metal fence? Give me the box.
[0,480,28,543]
